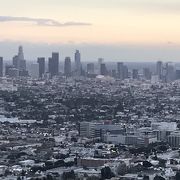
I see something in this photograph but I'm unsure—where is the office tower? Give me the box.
[48,58,52,75]
[12,55,19,69]
[29,63,39,79]
[87,63,94,74]
[19,70,28,77]
[143,68,151,80]
[18,46,26,71]
[175,70,180,80]
[151,75,159,84]
[64,57,71,77]
[74,50,81,76]
[0,57,3,77]
[156,61,162,79]
[111,69,116,78]
[37,57,45,78]
[8,68,19,78]
[12,46,27,77]
[165,62,175,82]
[18,46,24,60]
[117,62,124,80]
[79,122,96,138]
[5,65,14,76]
[19,60,26,71]
[48,52,59,77]
[123,65,129,79]
[98,58,104,74]
[100,63,107,75]
[132,69,139,79]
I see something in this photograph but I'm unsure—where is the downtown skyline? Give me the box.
[0,0,180,61]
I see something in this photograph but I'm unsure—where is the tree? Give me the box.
[143,161,153,168]
[143,175,150,180]
[175,172,180,180]
[158,159,166,168]
[87,176,100,180]
[46,174,54,180]
[116,162,127,176]
[154,175,165,180]
[62,170,75,180]
[101,166,114,179]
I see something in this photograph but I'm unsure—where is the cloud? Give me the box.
[0,16,92,27]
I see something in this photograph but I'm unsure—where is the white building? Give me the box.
[104,134,126,144]
[167,131,180,147]
[151,75,159,84]
[29,63,39,79]
[79,122,96,138]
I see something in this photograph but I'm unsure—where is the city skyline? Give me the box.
[1,0,180,61]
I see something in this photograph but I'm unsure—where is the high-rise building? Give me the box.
[165,62,175,82]
[0,57,3,77]
[156,61,162,79]
[123,65,129,79]
[79,122,96,138]
[12,55,19,69]
[100,63,107,75]
[98,58,104,74]
[37,57,45,78]
[5,65,14,76]
[19,60,26,71]
[8,68,19,78]
[117,62,124,80]
[132,69,139,79]
[111,69,116,78]
[175,70,180,80]
[11,46,27,77]
[143,68,151,80]
[87,63,94,74]
[19,70,28,77]
[48,52,59,77]
[64,57,71,77]
[74,50,81,76]
[18,46,26,71]
[29,63,39,79]
[18,46,24,60]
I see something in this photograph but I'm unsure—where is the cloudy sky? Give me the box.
[0,0,180,61]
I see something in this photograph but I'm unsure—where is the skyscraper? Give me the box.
[18,46,26,71]
[64,57,71,77]
[87,63,94,74]
[11,46,27,77]
[117,62,124,80]
[12,55,19,69]
[7,68,19,78]
[132,69,139,79]
[18,46,24,60]
[74,50,81,76]
[156,61,162,80]
[5,65,14,76]
[0,57,3,77]
[98,58,104,74]
[165,62,175,82]
[143,68,151,80]
[37,57,45,78]
[175,70,180,80]
[48,52,59,77]
[123,65,129,79]
[29,63,39,79]
[100,63,107,75]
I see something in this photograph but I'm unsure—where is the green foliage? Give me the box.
[101,166,114,179]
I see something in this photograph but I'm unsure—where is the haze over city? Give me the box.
[2,1,180,180]
[1,0,180,61]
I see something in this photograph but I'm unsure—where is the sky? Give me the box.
[0,0,180,61]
